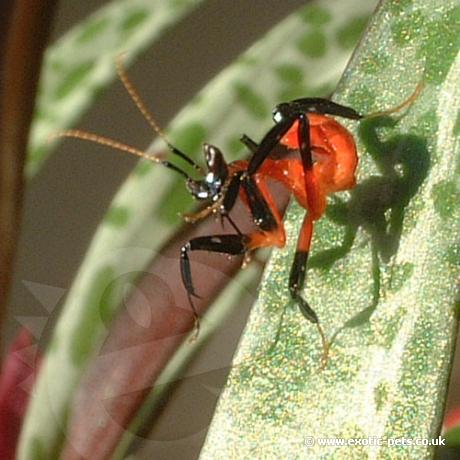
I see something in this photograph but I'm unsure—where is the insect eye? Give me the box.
[273,111,283,123]
[186,179,209,200]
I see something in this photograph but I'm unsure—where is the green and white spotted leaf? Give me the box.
[26,0,204,178]
[18,1,377,459]
[201,1,460,459]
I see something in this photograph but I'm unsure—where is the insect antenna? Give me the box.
[116,54,203,173]
[51,129,193,180]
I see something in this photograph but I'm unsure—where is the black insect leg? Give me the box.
[289,214,329,368]
[297,113,317,215]
[220,146,281,235]
[219,172,244,233]
[240,134,259,153]
[276,97,363,121]
[288,250,316,322]
[287,82,422,122]
[247,98,362,177]
[217,134,260,229]
[182,164,282,319]
[241,174,279,232]
[288,113,315,319]
[180,234,247,337]
[293,113,329,366]
[247,116,297,175]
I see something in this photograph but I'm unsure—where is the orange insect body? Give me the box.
[282,114,359,192]
[230,114,358,252]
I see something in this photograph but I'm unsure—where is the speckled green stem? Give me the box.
[200,1,460,459]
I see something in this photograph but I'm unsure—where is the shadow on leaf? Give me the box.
[309,114,430,339]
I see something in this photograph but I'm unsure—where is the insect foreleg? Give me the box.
[180,234,247,336]
[247,117,296,175]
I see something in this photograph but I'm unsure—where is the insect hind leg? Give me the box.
[288,213,329,369]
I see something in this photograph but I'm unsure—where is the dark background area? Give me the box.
[5,1,460,459]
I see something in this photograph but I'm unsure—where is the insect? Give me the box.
[226,89,420,363]
[177,103,366,363]
[55,56,421,366]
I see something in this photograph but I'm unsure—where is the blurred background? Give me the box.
[4,1,460,459]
